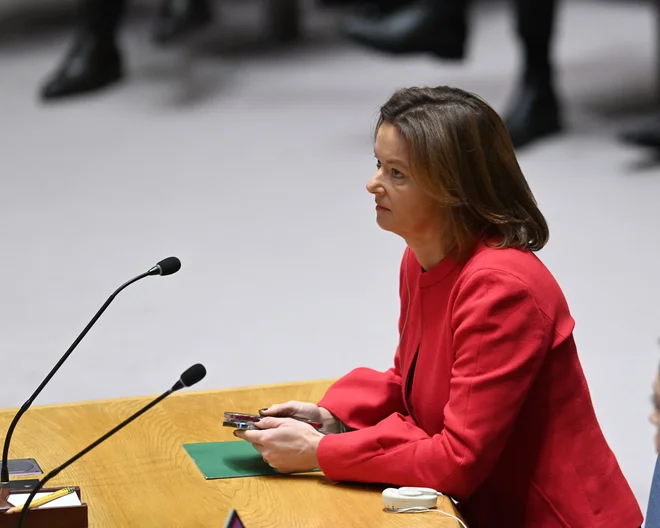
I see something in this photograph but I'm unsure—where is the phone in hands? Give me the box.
[223,412,323,431]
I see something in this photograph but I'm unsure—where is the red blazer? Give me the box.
[316,245,642,528]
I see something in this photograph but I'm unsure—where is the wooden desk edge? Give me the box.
[0,378,339,413]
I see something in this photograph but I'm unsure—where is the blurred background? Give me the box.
[1,0,660,516]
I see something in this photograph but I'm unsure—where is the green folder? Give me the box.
[184,440,279,479]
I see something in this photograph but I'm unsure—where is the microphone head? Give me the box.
[149,257,181,276]
[179,364,207,388]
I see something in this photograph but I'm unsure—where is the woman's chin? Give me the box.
[375,215,392,231]
[376,221,400,238]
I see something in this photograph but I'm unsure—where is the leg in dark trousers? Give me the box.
[504,0,562,148]
[40,0,127,100]
[515,0,556,84]
[40,0,212,101]
[79,0,127,44]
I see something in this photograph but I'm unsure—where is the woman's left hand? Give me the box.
[234,417,325,474]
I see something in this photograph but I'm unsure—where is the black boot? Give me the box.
[326,0,410,11]
[320,0,396,6]
[151,0,212,45]
[504,78,561,149]
[504,0,561,148]
[41,36,122,100]
[341,0,469,60]
[620,122,660,148]
[40,0,126,101]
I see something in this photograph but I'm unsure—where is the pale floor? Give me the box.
[1,0,659,520]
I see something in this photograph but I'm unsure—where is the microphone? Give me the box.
[17,364,207,528]
[0,257,182,489]
[147,257,181,277]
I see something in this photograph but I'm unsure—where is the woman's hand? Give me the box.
[260,401,341,434]
[235,417,325,474]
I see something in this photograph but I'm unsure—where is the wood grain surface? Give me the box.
[0,380,465,527]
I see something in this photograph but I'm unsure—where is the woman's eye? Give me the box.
[376,160,382,169]
[392,168,404,179]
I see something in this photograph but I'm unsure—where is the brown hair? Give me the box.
[376,85,549,259]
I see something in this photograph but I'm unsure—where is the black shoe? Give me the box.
[152,0,212,45]
[504,80,562,149]
[319,0,360,5]
[40,36,122,101]
[620,122,660,148]
[321,0,409,11]
[341,0,467,60]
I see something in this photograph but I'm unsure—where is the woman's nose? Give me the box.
[366,172,381,194]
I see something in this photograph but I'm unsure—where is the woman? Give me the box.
[235,86,642,527]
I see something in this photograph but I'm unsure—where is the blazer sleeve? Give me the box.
[316,358,405,430]
[316,269,552,499]
[316,250,411,430]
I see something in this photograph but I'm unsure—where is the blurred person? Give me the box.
[648,360,660,526]
[40,0,212,100]
[338,0,560,149]
[234,85,643,528]
[651,360,660,453]
[40,0,405,101]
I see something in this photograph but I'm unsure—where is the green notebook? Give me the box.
[184,441,277,479]
[184,440,286,480]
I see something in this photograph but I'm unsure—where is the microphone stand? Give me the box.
[17,389,173,528]
[16,362,205,528]
[1,271,150,490]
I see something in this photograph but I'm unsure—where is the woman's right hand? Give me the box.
[260,401,341,433]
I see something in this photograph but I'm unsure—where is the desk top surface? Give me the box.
[0,379,462,527]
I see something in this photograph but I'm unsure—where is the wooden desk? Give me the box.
[0,380,464,527]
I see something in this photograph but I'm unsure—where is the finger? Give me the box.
[251,442,266,454]
[234,432,266,452]
[260,401,299,417]
[234,429,264,443]
[254,417,285,429]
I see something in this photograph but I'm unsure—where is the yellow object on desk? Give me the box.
[5,487,75,514]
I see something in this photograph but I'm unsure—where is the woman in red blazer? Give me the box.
[235,85,643,527]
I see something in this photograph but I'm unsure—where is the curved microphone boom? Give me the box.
[0,257,182,488]
[18,364,206,528]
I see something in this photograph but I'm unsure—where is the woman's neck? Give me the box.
[405,236,448,271]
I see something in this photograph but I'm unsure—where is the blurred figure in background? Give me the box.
[39,0,403,101]
[651,360,660,453]
[648,360,660,526]
[40,0,212,100]
[339,0,560,149]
